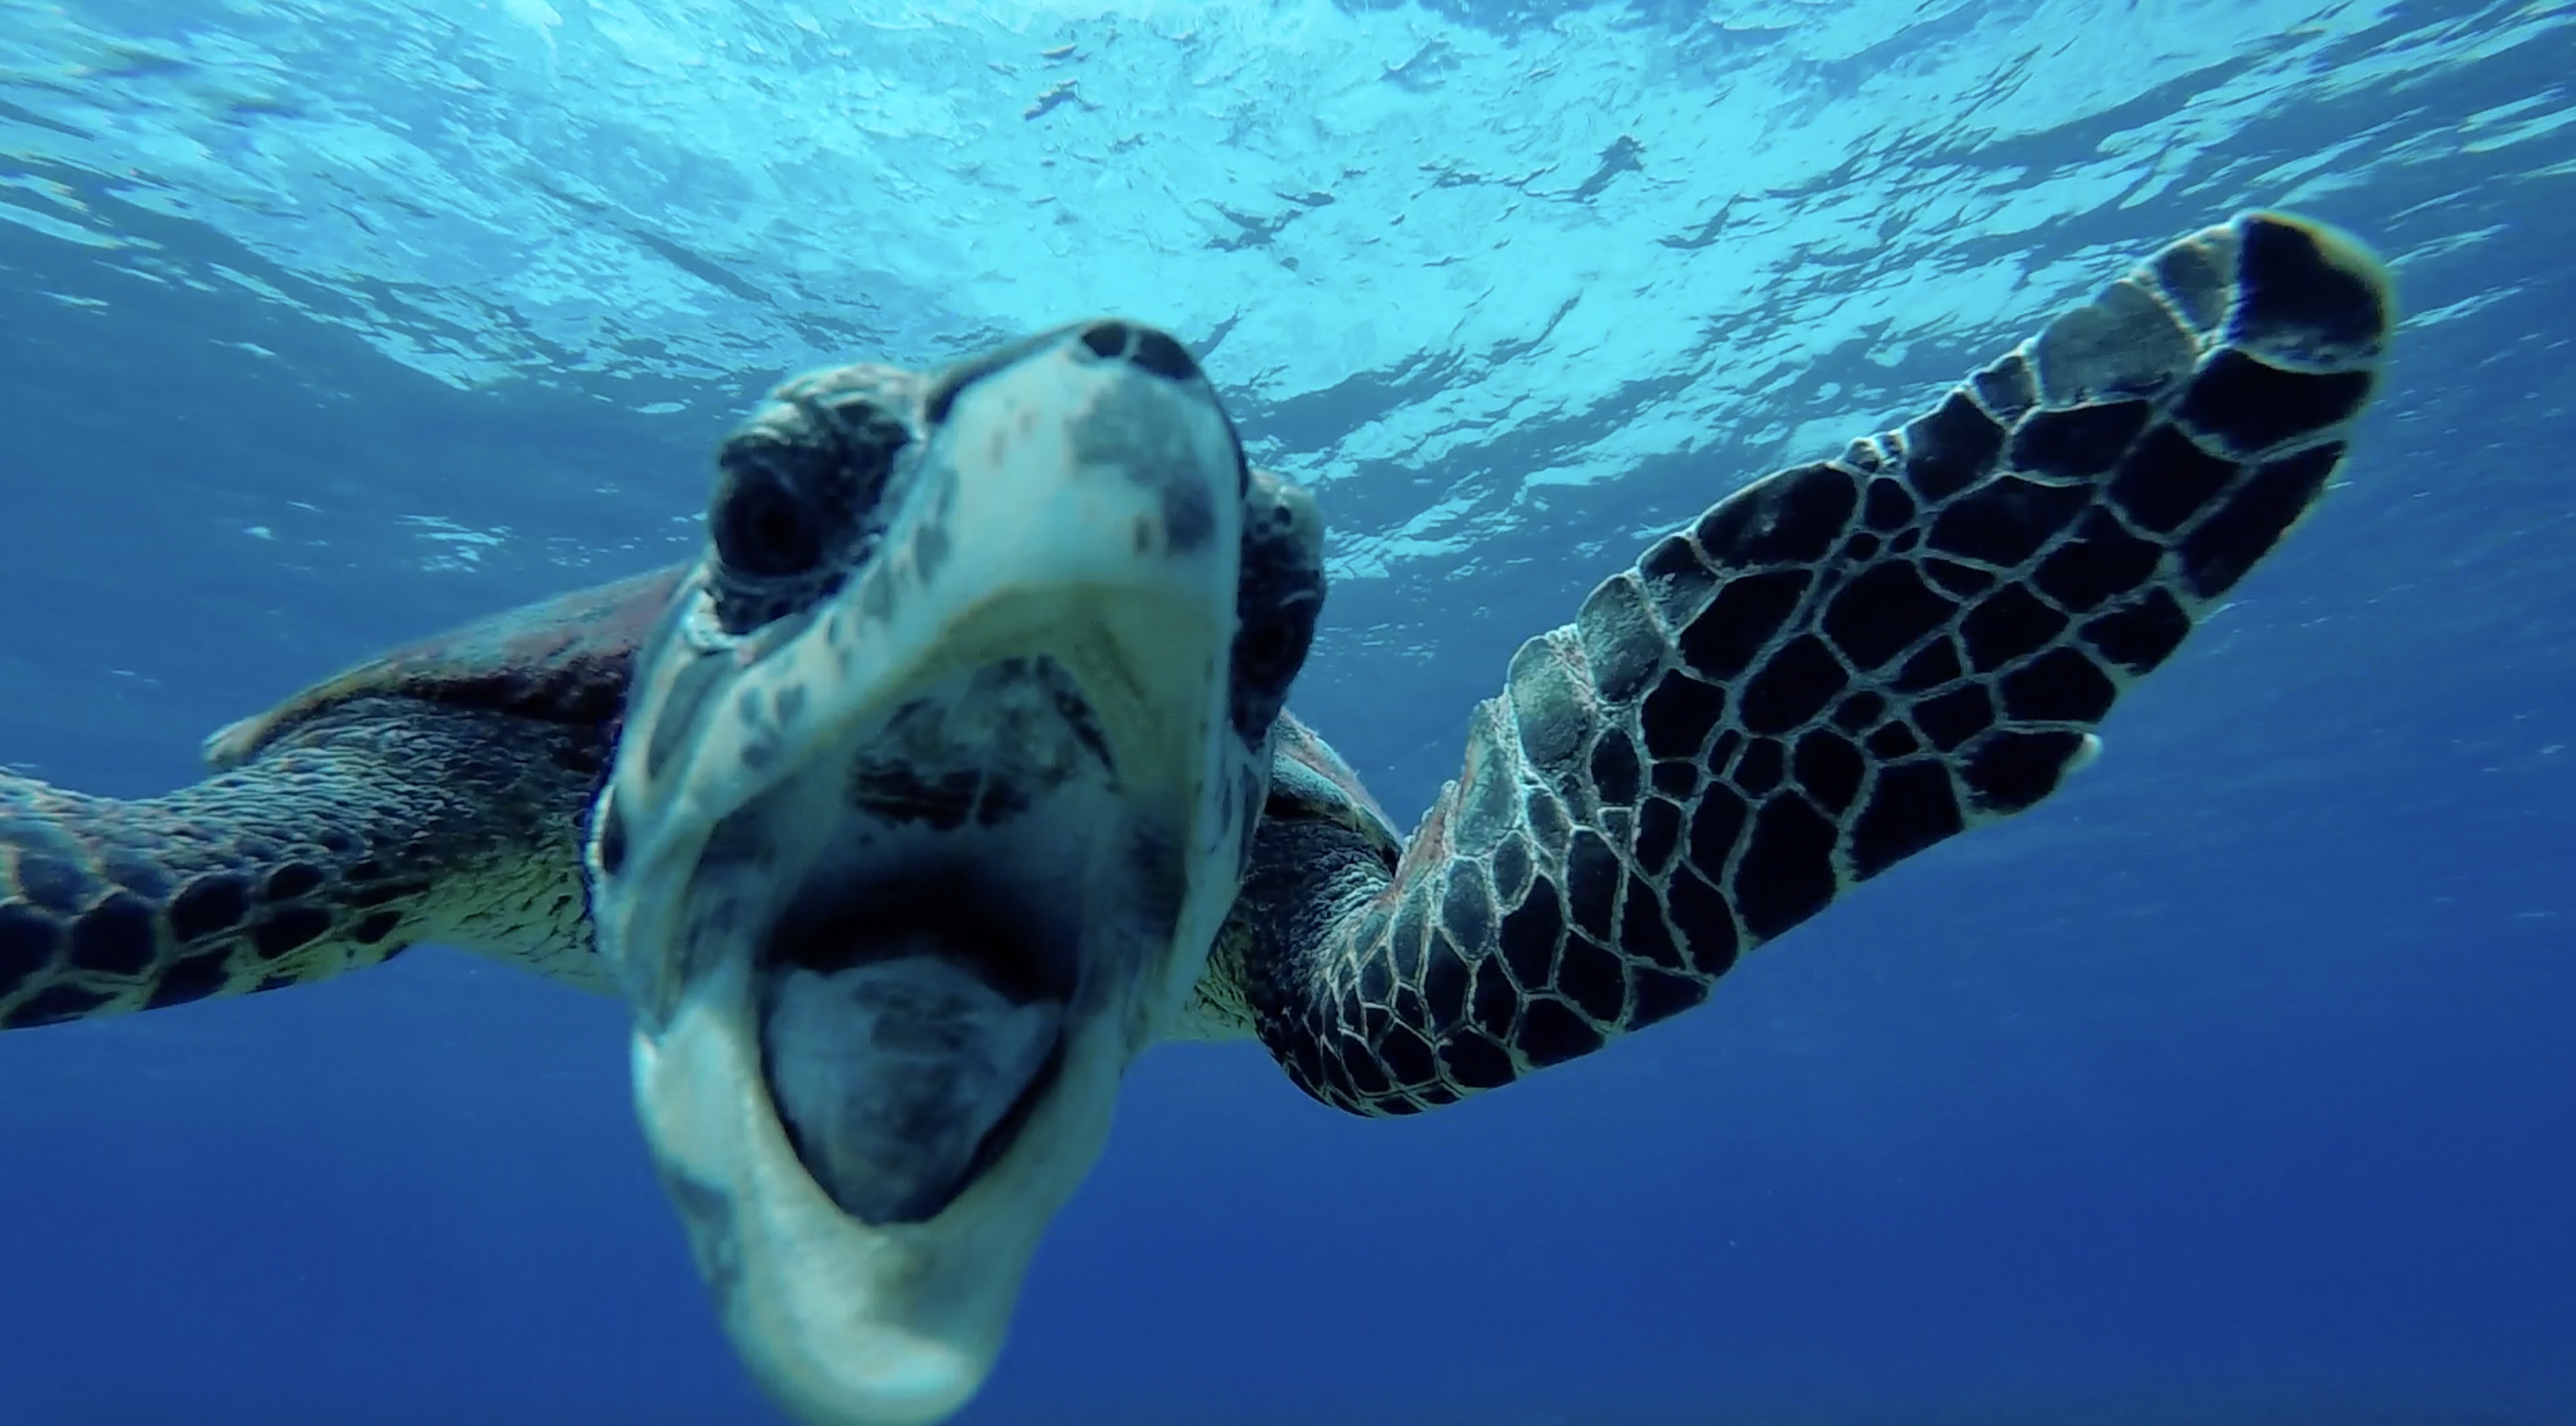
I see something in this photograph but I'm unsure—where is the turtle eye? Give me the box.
[1238,609,1308,686]
[1228,469,1325,740]
[704,389,912,634]
[714,467,825,579]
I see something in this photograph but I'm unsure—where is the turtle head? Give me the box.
[586,323,1323,1425]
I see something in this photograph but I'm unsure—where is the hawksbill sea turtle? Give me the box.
[0,213,2393,1425]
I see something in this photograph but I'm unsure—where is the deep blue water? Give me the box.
[5,2,2575,1423]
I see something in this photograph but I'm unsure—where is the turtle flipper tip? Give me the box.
[2228,209,2398,371]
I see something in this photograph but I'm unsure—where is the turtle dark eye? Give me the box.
[704,389,912,634]
[1226,468,1326,740]
[715,472,824,579]
[1239,612,1304,684]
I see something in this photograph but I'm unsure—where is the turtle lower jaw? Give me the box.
[631,947,1132,1426]
[626,660,1229,1426]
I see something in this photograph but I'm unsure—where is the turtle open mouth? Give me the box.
[613,631,1228,1425]
[750,669,1119,1227]
[758,876,1071,1227]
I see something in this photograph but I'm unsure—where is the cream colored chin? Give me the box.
[631,953,1122,1426]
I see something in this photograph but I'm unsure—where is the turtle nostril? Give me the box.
[1079,321,1132,360]
[1074,321,1198,382]
[1128,329,1199,383]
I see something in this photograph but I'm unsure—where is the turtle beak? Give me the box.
[593,324,1251,1426]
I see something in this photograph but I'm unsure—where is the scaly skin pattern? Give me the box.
[1233,212,2396,1115]
[0,702,604,1024]
[0,570,684,1028]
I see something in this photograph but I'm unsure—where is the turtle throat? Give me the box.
[756,867,1077,1226]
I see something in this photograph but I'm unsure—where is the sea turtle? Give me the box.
[0,213,2393,1426]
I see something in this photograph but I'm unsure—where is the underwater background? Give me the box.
[3,0,2573,1422]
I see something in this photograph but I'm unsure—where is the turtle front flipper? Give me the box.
[1239,211,2395,1115]
[0,697,613,1030]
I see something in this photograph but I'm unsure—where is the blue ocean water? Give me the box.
[3,0,2573,1422]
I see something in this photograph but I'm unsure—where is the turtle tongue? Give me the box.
[761,955,1064,1225]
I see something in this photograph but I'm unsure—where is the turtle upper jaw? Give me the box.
[590,322,1256,1426]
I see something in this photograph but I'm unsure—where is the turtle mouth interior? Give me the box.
[756,866,1075,1226]
[742,655,1160,1229]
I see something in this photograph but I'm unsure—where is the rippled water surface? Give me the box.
[3,2,2573,1423]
